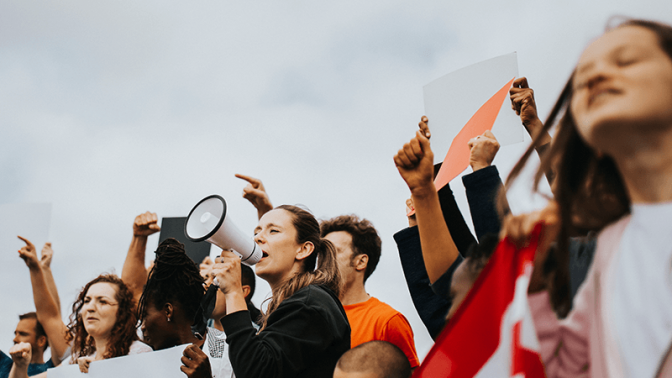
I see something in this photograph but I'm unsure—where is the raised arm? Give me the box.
[462,131,511,239]
[510,77,555,184]
[393,117,460,284]
[38,242,61,317]
[17,236,69,365]
[235,174,274,220]
[121,212,160,308]
[8,342,31,378]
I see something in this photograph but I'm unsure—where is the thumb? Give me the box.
[244,187,266,199]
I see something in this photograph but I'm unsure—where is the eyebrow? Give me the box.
[85,295,115,301]
[255,223,283,233]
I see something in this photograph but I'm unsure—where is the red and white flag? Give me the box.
[413,225,546,378]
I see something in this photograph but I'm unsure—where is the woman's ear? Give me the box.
[163,303,174,322]
[295,241,315,261]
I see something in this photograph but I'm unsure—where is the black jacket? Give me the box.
[222,285,350,378]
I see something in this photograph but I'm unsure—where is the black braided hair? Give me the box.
[138,238,204,324]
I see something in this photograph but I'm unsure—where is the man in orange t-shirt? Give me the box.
[321,215,419,368]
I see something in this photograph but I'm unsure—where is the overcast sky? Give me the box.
[1,0,671,360]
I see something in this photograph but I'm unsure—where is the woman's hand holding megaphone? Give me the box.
[212,250,248,315]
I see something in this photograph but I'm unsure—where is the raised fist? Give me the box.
[394,116,434,196]
[133,212,161,237]
[468,130,500,172]
[9,342,32,369]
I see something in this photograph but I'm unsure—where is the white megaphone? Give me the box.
[185,195,262,266]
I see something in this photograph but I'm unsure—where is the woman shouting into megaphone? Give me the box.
[212,204,351,378]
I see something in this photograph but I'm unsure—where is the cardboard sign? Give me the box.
[423,52,523,188]
[48,344,189,378]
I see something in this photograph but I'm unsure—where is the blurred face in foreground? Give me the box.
[571,25,672,157]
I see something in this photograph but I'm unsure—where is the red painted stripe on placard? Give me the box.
[433,77,515,190]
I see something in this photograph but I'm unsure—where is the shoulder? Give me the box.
[285,285,341,308]
[366,297,403,317]
[0,351,13,374]
[272,285,348,325]
[367,298,414,330]
[128,340,153,355]
[594,215,632,267]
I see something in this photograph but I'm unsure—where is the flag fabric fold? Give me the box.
[414,224,546,378]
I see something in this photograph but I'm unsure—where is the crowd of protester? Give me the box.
[2,17,671,377]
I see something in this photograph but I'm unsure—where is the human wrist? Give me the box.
[224,289,248,314]
[28,262,42,272]
[409,181,436,199]
[523,117,543,132]
[471,161,489,172]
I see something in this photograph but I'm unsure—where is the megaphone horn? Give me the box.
[184,195,262,265]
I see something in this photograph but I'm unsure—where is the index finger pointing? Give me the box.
[17,236,34,248]
[235,174,261,186]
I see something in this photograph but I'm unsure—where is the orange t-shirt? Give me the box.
[343,296,419,368]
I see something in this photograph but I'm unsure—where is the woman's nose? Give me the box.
[254,233,264,245]
[583,60,616,90]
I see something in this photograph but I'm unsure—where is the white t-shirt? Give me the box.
[611,202,672,378]
[202,327,234,378]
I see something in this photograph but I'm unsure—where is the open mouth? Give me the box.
[262,251,269,258]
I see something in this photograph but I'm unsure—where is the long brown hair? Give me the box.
[259,205,341,331]
[504,19,672,316]
[66,274,138,361]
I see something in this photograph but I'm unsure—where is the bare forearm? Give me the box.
[42,266,61,316]
[412,186,460,284]
[29,267,68,361]
[122,235,149,304]
[29,267,60,321]
[8,364,29,378]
